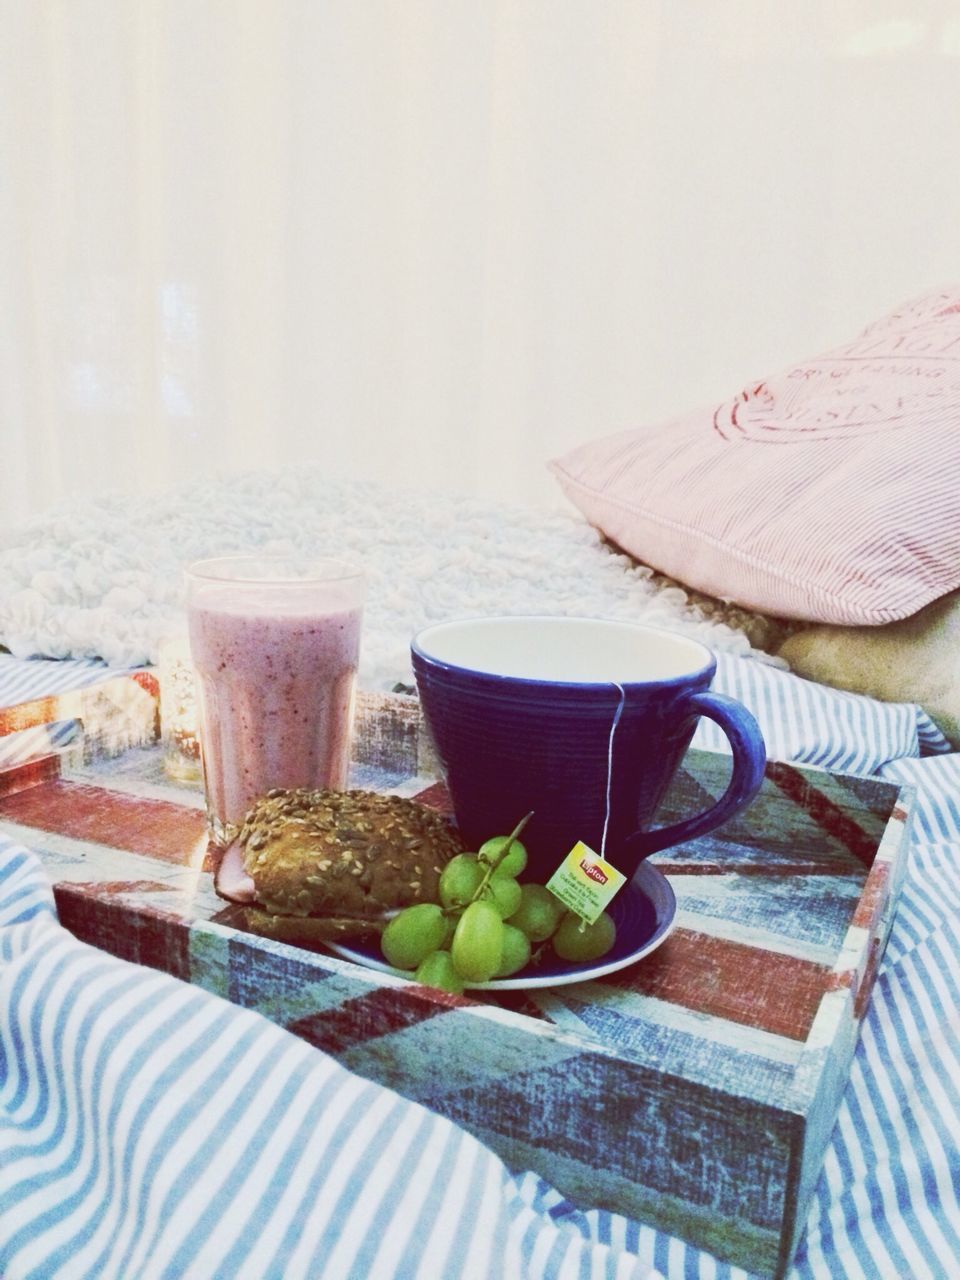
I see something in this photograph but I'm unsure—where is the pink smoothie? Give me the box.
[188,593,362,839]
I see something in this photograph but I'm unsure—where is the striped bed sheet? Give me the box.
[0,655,138,769]
[0,654,126,703]
[0,652,958,1279]
[0,650,950,777]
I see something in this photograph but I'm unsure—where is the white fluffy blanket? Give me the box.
[0,469,787,688]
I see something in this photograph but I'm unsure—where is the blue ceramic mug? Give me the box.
[411,617,766,883]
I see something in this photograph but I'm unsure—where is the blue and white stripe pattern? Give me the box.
[0,834,660,1280]
[1,653,959,1278]
[793,751,960,1280]
[526,747,960,1280]
[0,654,128,705]
[701,652,952,770]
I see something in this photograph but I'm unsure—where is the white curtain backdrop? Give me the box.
[2,1,960,527]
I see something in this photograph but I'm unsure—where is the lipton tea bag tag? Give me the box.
[546,680,628,925]
[546,841,626,925]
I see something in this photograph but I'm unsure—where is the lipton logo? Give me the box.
[580,858,608,885]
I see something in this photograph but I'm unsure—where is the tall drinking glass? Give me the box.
[186,555,365,846]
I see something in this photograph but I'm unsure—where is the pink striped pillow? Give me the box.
[551,289,960,625]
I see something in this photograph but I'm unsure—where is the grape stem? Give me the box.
[442,811,534,915]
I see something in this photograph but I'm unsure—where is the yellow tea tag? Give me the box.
[545,841,627,925]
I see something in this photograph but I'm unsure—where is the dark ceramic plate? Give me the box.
[329,861,677,991]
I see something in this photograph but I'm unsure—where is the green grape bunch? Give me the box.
[379,812,619,992]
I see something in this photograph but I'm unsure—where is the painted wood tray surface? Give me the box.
[0,680,913,1279]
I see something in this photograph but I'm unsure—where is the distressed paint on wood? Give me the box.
[0,779,209,864]
[0,687,914,1280]
[612,928,829,1041]
[0,669,159,767]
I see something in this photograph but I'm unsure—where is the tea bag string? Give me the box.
[600,681,627,859]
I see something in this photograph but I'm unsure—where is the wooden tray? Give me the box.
[0,687,913,1279]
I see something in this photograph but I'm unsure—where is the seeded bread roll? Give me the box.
[241,908,388,946]
[232,787,461,920]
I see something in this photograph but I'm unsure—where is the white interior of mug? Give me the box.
[414,617,712,683]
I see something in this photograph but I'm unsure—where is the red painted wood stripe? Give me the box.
[764,760,879,867]
[617,926,830,1041]
[854,940,882,1022]
[412,781,456,816]
[287,984,463,1055]
[852,858,889,932]
[0,753,63,800]
[131,670,160,699]
[54,884,192,980]
[0,780,207,865]
[56,879,172,897]
[0,696,65,735]
[825,859,891,1020]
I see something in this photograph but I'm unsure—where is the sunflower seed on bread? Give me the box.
[215,788,461,932]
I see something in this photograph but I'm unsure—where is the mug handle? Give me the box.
[626,690,766,862]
